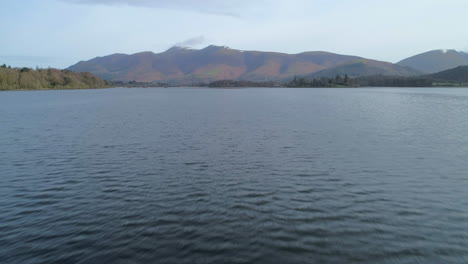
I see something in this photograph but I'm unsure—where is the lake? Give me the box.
[0,87,467,264]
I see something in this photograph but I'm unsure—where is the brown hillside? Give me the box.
[68,45,418,83]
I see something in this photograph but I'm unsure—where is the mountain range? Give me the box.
[67,46,468,84]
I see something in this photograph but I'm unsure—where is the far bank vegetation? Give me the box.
[0,65,109,90]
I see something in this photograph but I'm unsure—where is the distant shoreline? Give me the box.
[3,85,468,92]
[3,64,468,91]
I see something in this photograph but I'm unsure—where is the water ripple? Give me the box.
[1,88,468,263]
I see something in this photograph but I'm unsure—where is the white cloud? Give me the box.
[174,36,206,48]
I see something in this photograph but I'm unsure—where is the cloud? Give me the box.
[59,0,257,17]
[174,36,206,48]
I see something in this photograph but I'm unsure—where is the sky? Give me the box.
[1,0,468,68]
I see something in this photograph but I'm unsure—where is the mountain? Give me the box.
[427,65,468,83]
[398,49,468,74]
[68,45,419,84]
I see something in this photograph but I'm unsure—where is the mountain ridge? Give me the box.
[68,45,419,84]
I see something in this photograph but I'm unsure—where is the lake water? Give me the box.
[1,87,467,264]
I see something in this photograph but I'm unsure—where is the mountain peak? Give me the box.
[438,49,457,54]
[202,45,231,51]
[398,49,468,73]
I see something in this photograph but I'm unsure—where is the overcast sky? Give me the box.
[2,0,468,68]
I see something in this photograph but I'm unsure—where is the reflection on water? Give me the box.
[0,88,468,264]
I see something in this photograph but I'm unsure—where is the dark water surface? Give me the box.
[1,87,468,264]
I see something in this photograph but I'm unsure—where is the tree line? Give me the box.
[0,65,109,90]
[208,80,279,88]
[286,74,433,88]
[287,75,354,87]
